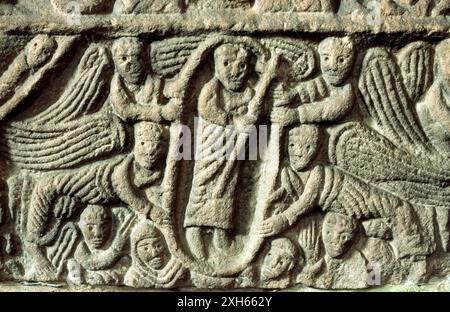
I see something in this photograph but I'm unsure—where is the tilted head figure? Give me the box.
[318,36,355,86]
[214,43,251,92]
[261,238,298,283]
[133,122,168,171]
[130,219,169,271]
[79,205,111,250]
[287,125,320,172]
[112,37,147,85]
[435,39,450,84]
[25,35,58,70]
[322,212,358,258]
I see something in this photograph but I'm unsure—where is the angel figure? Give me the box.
[25,122,169,279]
[110,36,223,124]
[253,125,430,261]
[270,36,356,127]
[330,41,450,252]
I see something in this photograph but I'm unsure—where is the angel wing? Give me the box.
[329,122,450,210]
[358,47,432,154]
[398,41,433,104]
[0,45,126,171]
[261,38,316,81]
[27,45,111,124]
[150,36,207,78]
[1,116,125,171]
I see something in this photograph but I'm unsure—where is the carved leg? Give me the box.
[24,241,56,281]
[213,228,231,250]
[186,226,207,261]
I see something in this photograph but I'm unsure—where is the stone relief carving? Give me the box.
[0,0,449,290]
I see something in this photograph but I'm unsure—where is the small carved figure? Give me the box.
[254,125,429,260]
[124,219,185,288]
[25,122,169,279]
[74,206,135,285]
[271,36,355,127]
[111,36,215,125]
[184,41,279,260]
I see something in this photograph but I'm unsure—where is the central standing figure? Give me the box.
[184,42,278,261]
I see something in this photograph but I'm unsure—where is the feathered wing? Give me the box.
[150,36,207,78]
[329,123,450,210]
[1,116,126,171]
[27,45,111,124]
[358,48,432,154]
[0,45,126,171]
[397,41,434,104]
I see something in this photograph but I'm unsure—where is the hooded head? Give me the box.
[130,219,169,271]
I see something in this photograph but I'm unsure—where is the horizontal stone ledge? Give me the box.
[0,13,448,36]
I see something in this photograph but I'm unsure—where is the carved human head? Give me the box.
[25,35,57,70]
[133,122,167,171]
[318,37,355,86]
[112,37,147,85]
[435,39,450,83]
[261,238,298,283]
[130,220,168,270]
[79,205,111,250]
[322,212,358,258]
[287,125,320,171]
[214,43,250,92]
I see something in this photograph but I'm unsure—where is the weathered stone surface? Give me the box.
[0,0,449,291]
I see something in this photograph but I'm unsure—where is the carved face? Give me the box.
[261,239,296,282]
[287,125,320,171]
[318,37,355,86]
[79,205,111,250]
[133,122,166,170]
[322,213,357,258]
[136,234,168,270]
[112,38,146,85]
[214,44,250,92]
[26,35,57,69]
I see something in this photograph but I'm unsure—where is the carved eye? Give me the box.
[324,56,329,62]
[223,61,229,67]
[306,145,310,149]
[122,56,127,61]
[338,57,345,64]
[239,63,246,69]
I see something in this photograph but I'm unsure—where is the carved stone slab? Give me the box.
[0,0,449,290]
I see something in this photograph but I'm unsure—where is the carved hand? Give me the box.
[270,106,299,126]
[253,214,289,237]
